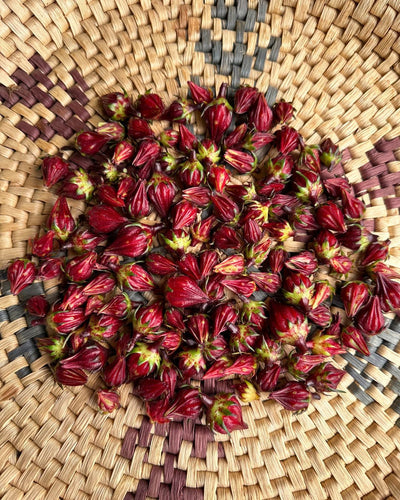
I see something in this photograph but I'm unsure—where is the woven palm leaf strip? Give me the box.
[1,0,400,499]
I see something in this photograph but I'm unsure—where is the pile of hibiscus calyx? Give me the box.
[7,82,399,435]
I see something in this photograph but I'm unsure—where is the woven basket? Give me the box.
[1,1,400,498]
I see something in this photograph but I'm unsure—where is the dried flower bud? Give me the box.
[340,281,370,318]
[224,149,257,174]
[97,389,120,413]
[222,277,257,298]
[269,382,311,412]
[132,302,164,335]
[276,126,300,155]
[7,259,36,295]
[248,93,272,131]
[60,342,108,371]
[148,172,177,217]
[307,363,346,392]
[188,81,213,105]
[127,117,154,139]
[234,379,259,402]
[165,276,208,308]
[26,295,49,317]
[202,392,247,434]
[234,86,259,114]
[171,201,198,230]
[355,295,385,335]
[256,364,281,391]
[117,262,154,291]
[42,156,69,188]
[213,225,242,250]
[127,341,162,380]
[341,325,370,356]
[137,92,165,119]
[55,365,88,386]
[319,138,341,167]
[76,131,110,155]
[268,301,310,346]
[146,253,178,276]
[285,251,318,276]
[273,101,294,124]
[104,223,153,257]
[47,196,76,241]
[101,91,131,121]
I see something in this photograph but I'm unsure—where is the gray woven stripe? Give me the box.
[195,0,279,102]
[342,315,400,423]
[0,270,46,378]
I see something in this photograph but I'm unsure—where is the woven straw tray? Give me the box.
[1,0,400,499]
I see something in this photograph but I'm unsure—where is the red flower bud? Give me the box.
[182,186,211,207]
[171,201,198,230]
[148,172,177,217]
[329,254,352,274]
[178,253,201,280]
[264,220,294,241]
[204,97,232,143]
[202,393,247,434]
[242,219,262,244]
[268,301,310,346]
[310,230,340,262]
[160,228,192,255]
[104,223,153,257]
[126,180,150,219]
[55,365,88,386]
[132,302,164,335]
[164,387,202,420]
[42,156,69,188]
[87,314,124,339]
[95,121,125,141]
[59,284,87,310]
[165,276,209,308]
[212,193,240,223]
[187,313,209,343]
[97,389,120,413]
[61,342,108,371]
[112,140,135,165]
[64,251,97,282]
[213,255,245,275]
[338,224,374,251]
[292,169,323,204]
[127,117,154,139]
[224,148,257,174]
[341,189,365,220]
[282,272,314,310]
[307,304,332,328]
[323,177,351,198]
[26,295,49,317]
[269,382,311,412]
[256,364,281,392]
[47,196,76,241]
[360,240,390,267]
[191,215,216,245]
[273,100,294,124]
[340,281,370,318]
[101,91,131,121]
[213,225,242,250]
[31,230,55,258]
[98,293,131,318]
[146,253,178,276]
[159,128,179,148]
[134,378,167,401]
[306,332,345,356]
[276,126,300,155]
[311,281,333,309]
[268,246,288,273]
[164,308,185,331]
[208,165,230,192]
[316,202,346,233]
[341,325,370,356]
[37,335,66,360]
[355,295,385,335]
[243,131,275,151]
[234,86,259,114]
[235,379,259,402]
[83,273,116,295]
[37,258,63,280]
[127,341,161,379]
[102,355,127,387]
[298,144,320,173]
[188,81,213,105]
[307,363,346,392]
[177,346,206,379]
[163,98,195,123]
[117,262,154,291]
[60,168,94,201]
[178,124,198,152]
[222,277,256,298]
[7,259,36,295]
[285,251,318,276]
[255,337,283,365]
[319,138,341,167]
[229,324,259,353]
[248,93,273,132]
[85,295,105,316]
[292,205,319,232]
[180,158,205,187]
[375,272,400,312]
[133,139,161,167]
[264,154,294,181]
[76,131,110,155]
[249,272,281,294]
[87,205,127,234]
[137,92,165,119]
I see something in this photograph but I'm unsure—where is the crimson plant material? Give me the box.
[9,82,399,435]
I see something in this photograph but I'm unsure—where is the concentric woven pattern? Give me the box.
[1,0,400,499]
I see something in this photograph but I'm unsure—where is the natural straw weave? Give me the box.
[1,1,400,499]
